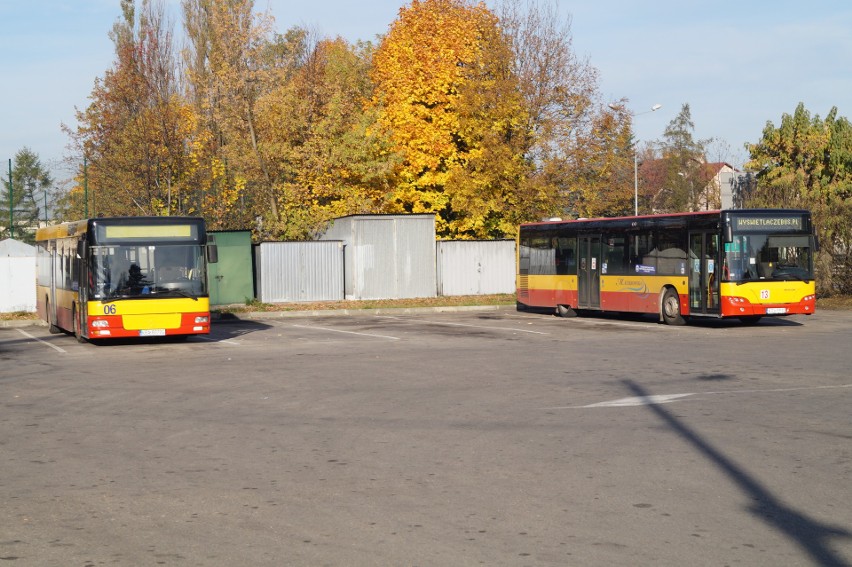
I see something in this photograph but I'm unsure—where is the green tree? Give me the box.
[1,148,53,243]
[652,103,708,212]
[745,103,852,295]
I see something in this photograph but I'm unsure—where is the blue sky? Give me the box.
[2,0,851,186]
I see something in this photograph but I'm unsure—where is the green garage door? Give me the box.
[207,230,254,306]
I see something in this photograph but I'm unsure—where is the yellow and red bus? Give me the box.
[517,209,816,325]
[35,216,218,341]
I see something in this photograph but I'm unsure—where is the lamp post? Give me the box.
[608,103,662,215]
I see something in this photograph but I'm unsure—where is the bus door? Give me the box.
[46,240,58,327]
[578,235,601,309]
[688,231,720,315]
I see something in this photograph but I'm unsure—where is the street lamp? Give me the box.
[608,103,662,215]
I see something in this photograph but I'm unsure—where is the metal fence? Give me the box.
[254,238,517,304]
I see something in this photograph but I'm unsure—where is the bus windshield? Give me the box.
[90,243,207,300]
[724,234,813,283]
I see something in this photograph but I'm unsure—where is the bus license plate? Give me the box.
[766,308,787,315]
[139,329,167,337]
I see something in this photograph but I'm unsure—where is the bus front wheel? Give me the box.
[661,289,686,326]
[46,299,62,334]
[73,305,87,343]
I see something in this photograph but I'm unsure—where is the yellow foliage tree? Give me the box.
[371,0,530,238]
[255,36,394,239]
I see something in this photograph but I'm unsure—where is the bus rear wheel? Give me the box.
[556,304,577,318]
[661,289,686,326]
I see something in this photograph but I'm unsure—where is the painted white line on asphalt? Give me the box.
[376,315,549,335]
[16,329,67,353]
[582,393,695,407]
[196,335,241,346]
[291,324,400,340]
[547,383,852,409]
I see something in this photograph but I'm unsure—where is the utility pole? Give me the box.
[83,156,89,218]
[7,158,12,239]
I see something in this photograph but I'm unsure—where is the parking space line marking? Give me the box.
[16,329,67,353]
[546,383,852,409]
[196,336,241,346]
[376,316,549,335]
[291,324,400,340]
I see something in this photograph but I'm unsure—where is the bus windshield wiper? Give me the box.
[165,288,199,301]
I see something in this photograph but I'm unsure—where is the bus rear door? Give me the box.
[578,235,601,309]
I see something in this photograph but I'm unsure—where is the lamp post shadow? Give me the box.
[622,379,851,567]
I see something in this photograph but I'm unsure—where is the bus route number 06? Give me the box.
[103,304,117,315]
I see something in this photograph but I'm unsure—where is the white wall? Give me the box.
[0,239,37,312]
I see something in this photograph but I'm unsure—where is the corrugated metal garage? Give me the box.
[319,214,437,300]
[255,241,344,302]
[437,240,516,296]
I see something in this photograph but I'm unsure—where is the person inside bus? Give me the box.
[126,263,150,294]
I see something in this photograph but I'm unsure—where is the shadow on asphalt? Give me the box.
[623,379,852,566]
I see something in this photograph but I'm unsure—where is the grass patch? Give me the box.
[816,295,852,310]
[214,294,516,314]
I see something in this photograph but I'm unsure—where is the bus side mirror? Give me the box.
[723,225,733,243]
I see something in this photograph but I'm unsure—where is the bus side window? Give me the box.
[604,235,628,275]
[653,229,688,275]
[632,233,655,274]
[555,237,576,275]
[529,236,555,275]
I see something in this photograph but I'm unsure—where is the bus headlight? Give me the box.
[194,316,209,324]
[91,319,110,328]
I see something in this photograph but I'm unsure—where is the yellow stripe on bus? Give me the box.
[87,297,210,316]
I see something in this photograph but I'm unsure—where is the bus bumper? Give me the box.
[721,294,816,317]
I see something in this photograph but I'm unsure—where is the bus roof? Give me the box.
[35,216,206,242]
[520,208,810,229]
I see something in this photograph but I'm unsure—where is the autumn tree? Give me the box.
[255,35,395,239]
[496,0,625,220]
[64,0,197,219]
[182,0,281,235]
[371,0,530,238]
[0,148,53,242]
[571,101,636,217]
[745,103,852,294]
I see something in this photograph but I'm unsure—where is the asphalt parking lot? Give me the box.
[2,308,851,566]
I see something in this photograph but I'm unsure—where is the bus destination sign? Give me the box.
[732,216,803,232]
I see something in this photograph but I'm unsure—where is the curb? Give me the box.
[0,319,46,329]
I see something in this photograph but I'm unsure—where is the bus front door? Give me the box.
[688,231,721,316]
[578,236,601,309]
